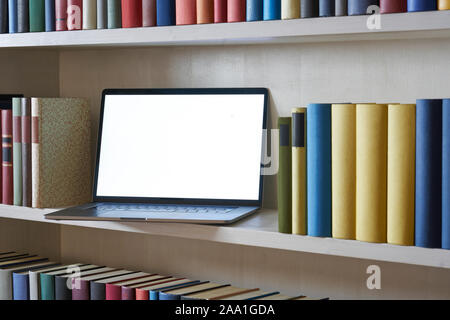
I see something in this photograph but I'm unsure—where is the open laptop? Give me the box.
[45,88,268,224]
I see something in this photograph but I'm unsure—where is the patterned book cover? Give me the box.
[2,109,13,205]
[55,0,68,31]
[31,98,91,209]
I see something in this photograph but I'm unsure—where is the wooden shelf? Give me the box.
[0,11,449,48]
[1,204,449,269]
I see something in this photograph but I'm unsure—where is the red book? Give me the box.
[380,0,407,13]
[176,0,197,25]
[2,110,13,205]
[142,0,156,27]
[67,0,82,30]
[214,0,227,23]
[227,0,245,22]
[55,0,68,31]
[135,288,149,300]
[122,0,143,28]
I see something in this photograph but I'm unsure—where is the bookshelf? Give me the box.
[1,10,450,299]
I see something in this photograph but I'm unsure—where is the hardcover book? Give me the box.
[407,0,436,11]
[21,98,31,207]
[29,264,71,300]
[8,0,18,33]
[107,0,121,28]
[221,289,280,300]
[176,0,196,25]
[121,275,172,300]
[121,0,142,28]
[182,286,258,300]
[214,0,227,22]
[156,0,175,25]
[439,0,450,10]
[247,0,263,21]
[2,109,13,205]
[97,0,107,28]
[443,99,450,249]
[319,0,335,16]
[149,279,200,300]
[301,0,319,18]
[83,0,97,29]
[67,0,83,30]
[263,0,281,20]
[133,277,181,300]
[197,0,214,24]
[228,0,245,22]
[17,0,29,32]
[105,274,161,300]
[348,0,379,15]
[142,0,156,26]
[0,0,7,33]
[13,262,59,300]
[90,272,147,300]
[29,0,45,32]
[281,0,300,19]
[55,0,68,31]
[12,99,22,206]
[160,282,228,300]
[335,0,347,16]
[45,0,56,31]
[380,0,407,13]
[278,117,292,234]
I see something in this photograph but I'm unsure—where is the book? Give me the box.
[83,0,97,29]
[335,0,347,15]
[176,0,196,25]
[142,0,156,26]
[21,98,31,207]
[281,0,300,19]
[214,0,227,22]
[90,272,147,300]
[67,0,82,30]
[134,277,185,300]
[278,117,292,234]
[182,286,258,300]
[247,0,262,21]
[2,109,13,205]
[121,0,142,28]
[221,289,280,300]
[387,104,416,246]
[55,0,68,31]
[319,0,335,16]
[256,293,293,300]
[356,104,388,243]
[12,99,22,206]
[439,0,450,10]
[97,0,107,28]
[331,104,356,240]
[8,0,18,33]
[407,0,436,11]
[45,0,55,31]
[29,0,45,32]
[156,0,175,25]
[107,0,120,28]
[31,98,91,208]
[415,99,442,248]
[0,0,7,33]
[380,0,407,13]
[160,282,227,300]
[13,262,59,300]
[301,0,319,18]
[307,104,332,237]
[150,279,201,300]
[197,0,214,24]
[291,108,306,235]
[29,264,70,300]
[17,0,29,32]
[121,275,172,300]
[0,252,28,260]
[348,0,379,15]
[443,99,450,250]
[105,274,161,300]
[263,0,281,20]
[227,0,245,22]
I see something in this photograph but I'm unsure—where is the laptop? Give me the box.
[45,88,268,224]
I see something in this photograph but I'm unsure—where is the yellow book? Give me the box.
[439,0,450,10]
[331,104,356,240]
[292,108,307,235]
[282,0,300,19]
[356,104,388,243]
[387,104,415,246]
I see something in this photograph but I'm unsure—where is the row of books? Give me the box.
[1,0,449,34]
[0,96,91,208]
[0,251,327,300]
[278,99,450,250]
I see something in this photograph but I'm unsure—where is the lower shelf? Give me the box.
[0,204,448,269]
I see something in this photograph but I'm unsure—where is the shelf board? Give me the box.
[0,204,449,269]
[0,11,449,48]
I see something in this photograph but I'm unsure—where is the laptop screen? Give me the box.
[94,89,267,205]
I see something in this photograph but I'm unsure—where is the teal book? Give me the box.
[29,0,46,32]
[107,0,121,28]
[12,98,22,206]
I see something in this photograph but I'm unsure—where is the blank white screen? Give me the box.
[95,94,265,200]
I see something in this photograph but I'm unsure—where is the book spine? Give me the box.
[0,0,7,33]
[319,0,335,16]
[121,287,135,300]
[387,104,416,246]
[335,0,347,16]
[105,284,122,300]
[443,99,450,250]
[156,0,175,25]
[29,271,40,300]
[55,0,68,31]
[31,98,40,208]
[348,0,379,15]
[176,0,196,25]
[107,0,120,28]
[263,0,281,20]
[415,99,442,248]
[90,282,106,300]
[12,98,22,206]
[159,292,181,300]
[2,109,13,205]
[67,0,82,30]
[121,0,142,28]
[291,108,306,235]
[301,0,319,18]
[307,104,331,237]
[281,0,300,19]
[97,0,107,28]
[331,104,356,240]
[407,0,436,11]
[439,0,450,10]
[39,273,55,300]
[135,288,149,300]
[142,0,156,26]
[83,0,97,29]
[214,0,227,22]
[247,0,262,21]
[13,273,29,300]
[227,0,245,22]
[17,0,29,32]
[8,0,18,33]
[55,275,72,300]
[149,289,159,300]
[380,0,407,13]
[356,104,388,243]
[278,117,292,234]
[45,0,56,31]
[197,0,214,24]
[29,0,45,32]
[21,98,31,207]
[0,270,14,300]
[72,279,90,300]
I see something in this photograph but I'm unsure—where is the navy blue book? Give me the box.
[45,0,55,31]
[8,0,17,33]
[150,280,200,300]
[319,0,335,16]
[407,0,437,12]
[0,0,7,33]
[263,0,281,20]
[307,103,332,237]
[443,99,450,250]
[348,0,379,15]
[415,99,442,249]
[247,0,263,21]
[156,0,175,26]
[301,0,319,18]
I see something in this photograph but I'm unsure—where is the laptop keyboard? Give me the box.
[96,204,235,214]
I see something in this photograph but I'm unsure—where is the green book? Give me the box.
[278,117,292,234]
[12,98,22,206]
[29,0,45,32]
[107,0,121,29]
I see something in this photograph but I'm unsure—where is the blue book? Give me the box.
[319,0,335,17]
[8,0,18,33]
[307,103,332,237]
[247,0,263,21]
[263,0,281,20]
[149,280,200,300]
[415,99,442,249]
[407,0,437,12]
[12,272,29,300]
[443,99,450,250]
[347,0,379,15]
[156,0,175,26]
[45,0,55,31]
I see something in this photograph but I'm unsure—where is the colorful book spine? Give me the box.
[443,99,450,250]
[263,0,281,20]
[335,0,347,16]
[356,104,388,243]
[17,0,29,32]
[142,0,156,26]
[197,0,214,24]
[45,0,56,31]
[307,104,331,237]
[415,99,442,248]
[281,0,300,19]
[214,0,227,22]
[407,0,437,11]
[227,0,245,22]
[176,0,196,25]
[247,0,263,21]
[387,104,416,246]
[291,108,306,235]
[83,0,97,29]
[121,0,142,28]
[12,99,22,207]
[2,109,13,205]
[380,0,407,13]
[331,104,356,240]
[348,0,379,15]
[55,0,68,31]
[107,0,121,28]
[13,272,29,300]
[156,0,175,25]
[319,0,335,16]
[301,0,319,18]
[8,0,18,33]
[97,0,107,28]
[67,0,82,30]
[40,273,57,300]
[21,98,31,207]
[278,117,292,234]
[439,0,450,10]
[29,0,45,32]
[0,0,7,33]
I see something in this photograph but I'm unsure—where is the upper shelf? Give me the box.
[0,11,449,49]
